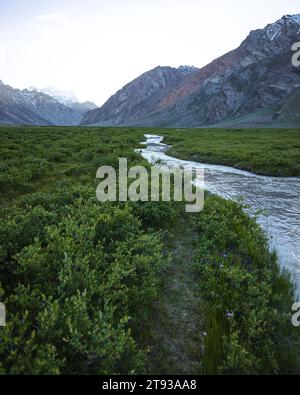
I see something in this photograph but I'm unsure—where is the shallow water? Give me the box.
[137,134,300,296]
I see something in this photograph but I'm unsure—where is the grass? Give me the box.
[194,194,299,374]
[154,128,300,177]
[0,126,145,204]
[0,126,299,374]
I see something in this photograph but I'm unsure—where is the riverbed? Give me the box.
[137,134,300,296]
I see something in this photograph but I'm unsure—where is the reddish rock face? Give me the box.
[81,65,198,126]
[82,14,300,128]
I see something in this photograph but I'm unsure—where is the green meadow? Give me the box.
[0,126,299,374]
[159,128,300,176]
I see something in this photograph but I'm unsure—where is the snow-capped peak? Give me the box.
[265,14,300,41]
[28,86,79,106]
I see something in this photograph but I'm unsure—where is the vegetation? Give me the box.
[195,195,298,374]
[0,126,172,374]
[0,126,299,374]
[159,128,300,176]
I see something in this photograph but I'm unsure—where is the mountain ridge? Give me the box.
[0,82,94,126]
[1,14,300,127]
[28,86,97,114]
[82,14,300,127]
[81,65,198,126]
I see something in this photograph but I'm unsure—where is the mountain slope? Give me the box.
[82,14,300,127]
[81,66,198,125]
[0,81,90,126]
[212,86,300,128]
[30,87,97,115]
[273,85,300,124]
[0,81,51,125]
[21,89,85,126]
[162,14,300,127]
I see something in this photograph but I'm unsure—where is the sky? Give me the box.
[0,0,299,106]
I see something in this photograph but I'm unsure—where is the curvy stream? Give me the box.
[137,134,300,296]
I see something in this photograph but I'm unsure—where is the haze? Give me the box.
[0,0,298,105]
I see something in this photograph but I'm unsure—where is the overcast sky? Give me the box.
[0,0,299,105]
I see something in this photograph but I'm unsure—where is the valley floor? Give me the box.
[158,128,300,177]
[0,126,299,374]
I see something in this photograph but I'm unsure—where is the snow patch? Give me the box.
[266,23,282,41]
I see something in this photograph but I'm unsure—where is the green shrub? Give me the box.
[0,200,166,374]
[196,195,299,374]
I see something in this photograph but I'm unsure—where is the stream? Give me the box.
[137,134,300,296]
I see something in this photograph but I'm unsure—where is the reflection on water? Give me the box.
[137,135,300,296]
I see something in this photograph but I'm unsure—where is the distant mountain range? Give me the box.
[82,14,300,128]
[1,14,300,127]
[30,86,97,114]
[0,83,96,126]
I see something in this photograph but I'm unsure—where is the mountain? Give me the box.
[177,65,199,76]
[2,14,299,127]
[81,65,198,125]
[21,89,86,125]
[30,87,97,115]
[0,82,93,126]
[82,14,300,127]
[0,81,50,125]
[29,86,78,106]
[273,85,300,125]
[211,86,300,128]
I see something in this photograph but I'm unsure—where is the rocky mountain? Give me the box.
[30,86,97,115]
[177,65,199,76]
[273,86,300,125]
[81,65,198,125]
[213,86,300,128]
[29,86,78,106]
[0,81,49,125]
[2,14,299,127]
[67,100,97,115]
[0,82,92,126]
[82,14,300,127]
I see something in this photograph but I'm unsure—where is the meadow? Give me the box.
[159,128,300,176]
[0,126,299,374]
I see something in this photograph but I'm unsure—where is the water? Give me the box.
[137,134,300,296]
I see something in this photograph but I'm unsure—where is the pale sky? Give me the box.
[0,0,299,105]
